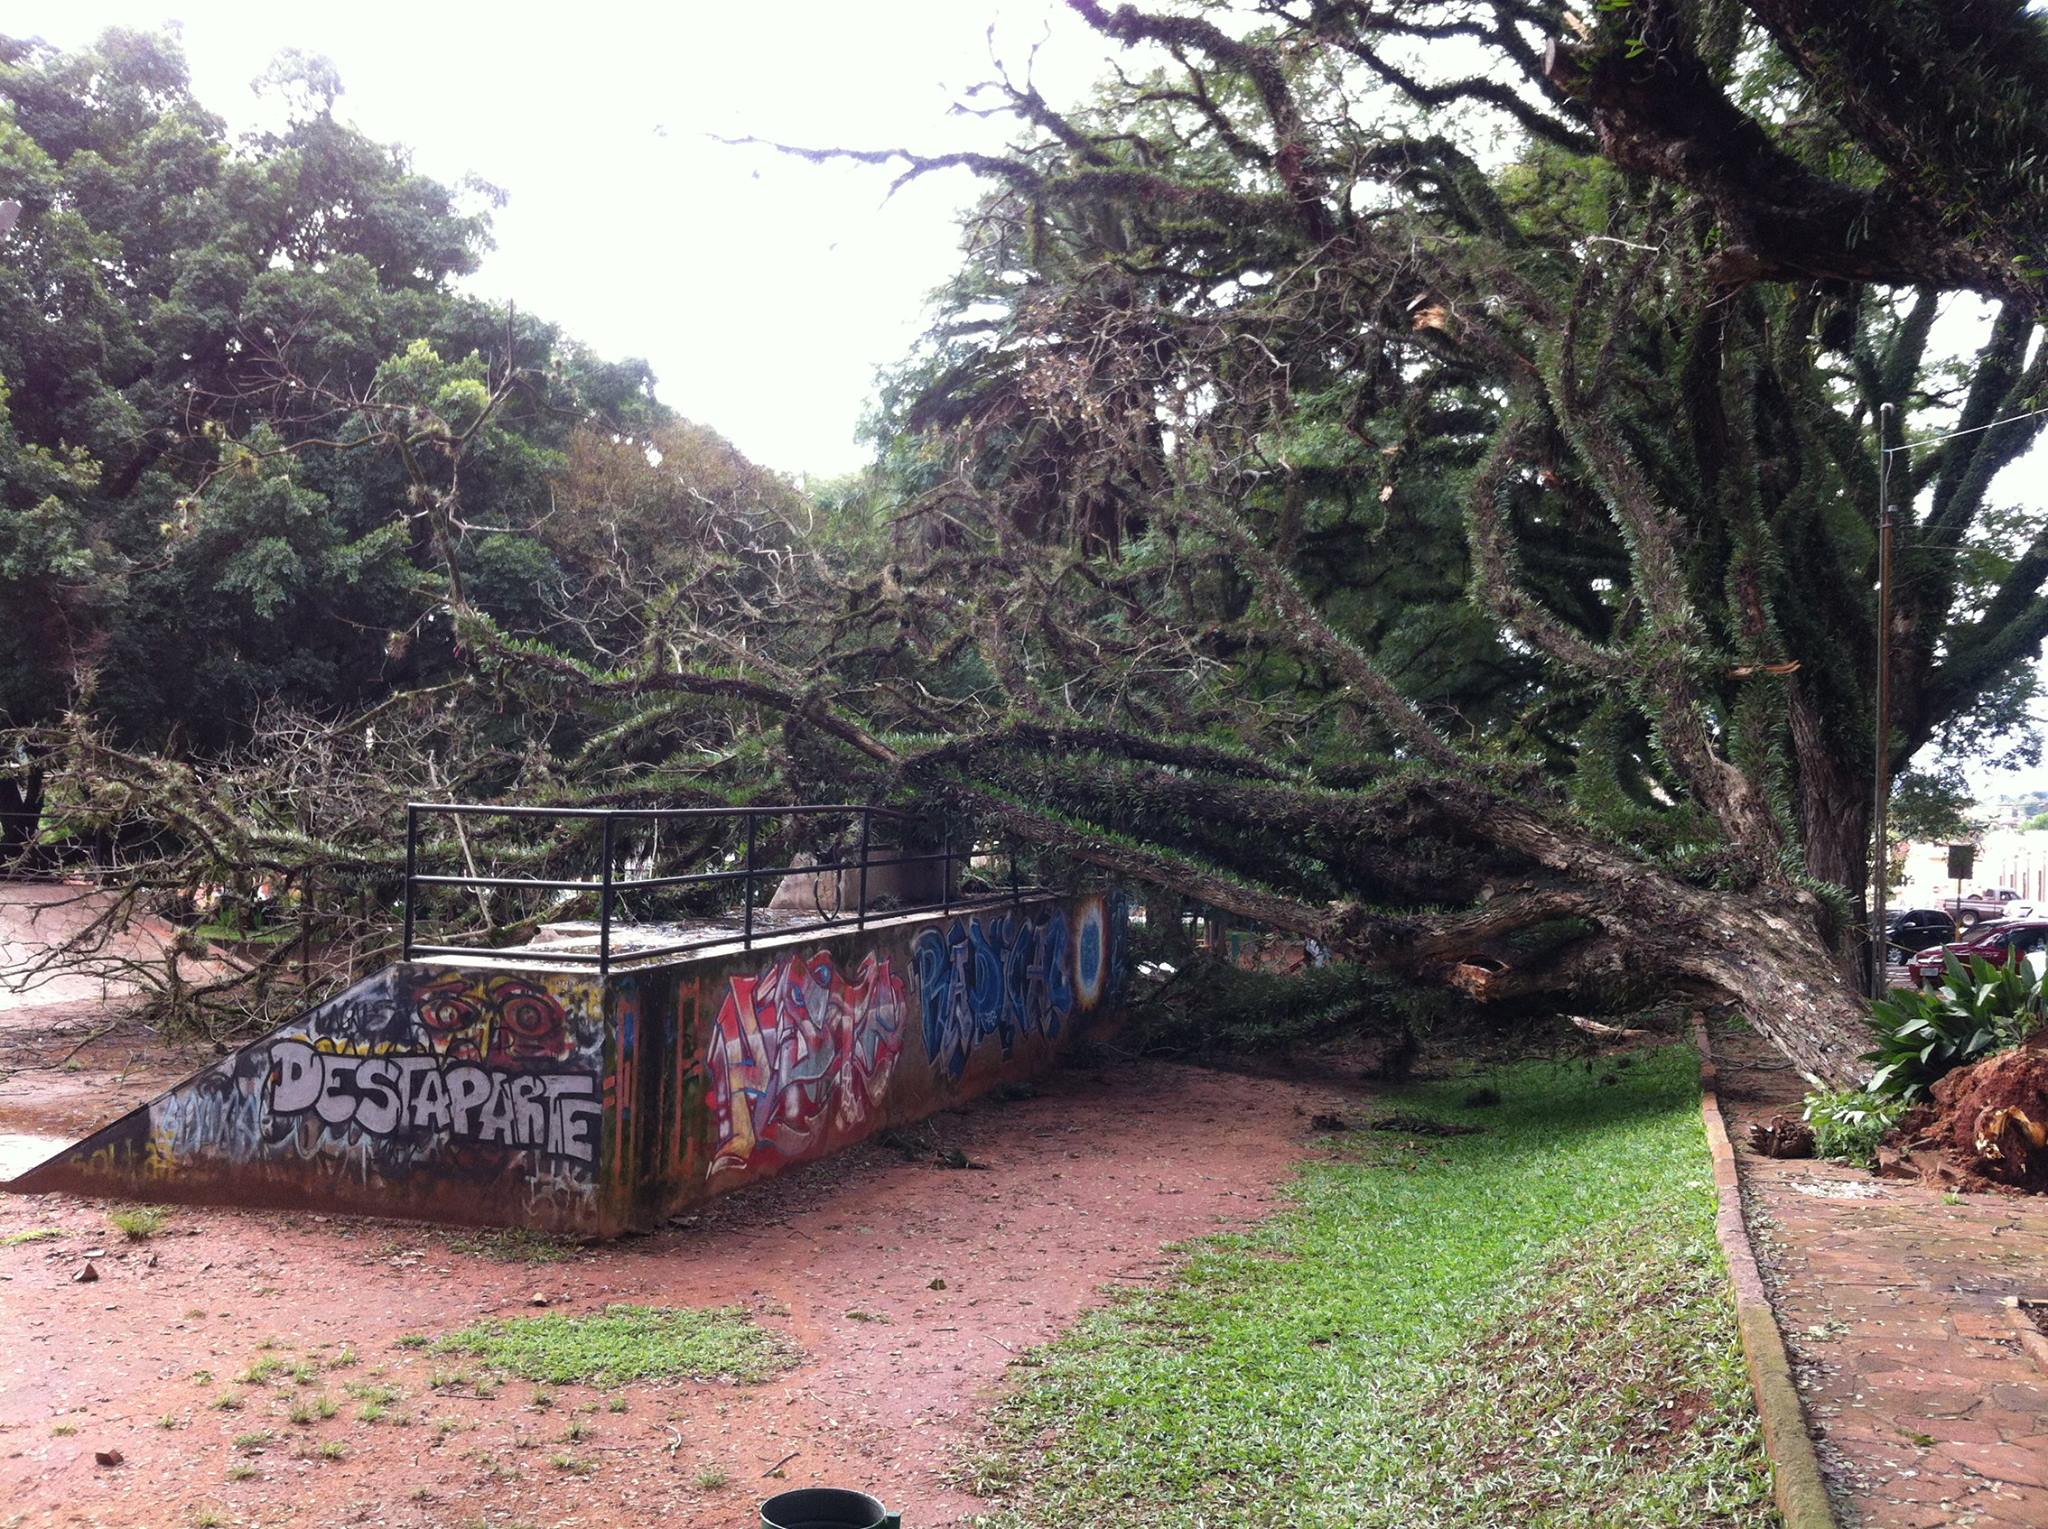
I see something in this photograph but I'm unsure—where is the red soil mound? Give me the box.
[1888,1043,2048,1192]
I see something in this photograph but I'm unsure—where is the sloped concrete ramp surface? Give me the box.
[4,893,1128,1234]
[4,963,613,1229]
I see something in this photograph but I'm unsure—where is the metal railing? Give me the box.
[400,801,1035,973]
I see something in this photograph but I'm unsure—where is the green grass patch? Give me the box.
[191,921,296,946]
[446,1228,582,1264]
[108,1205,169,1240]
[973,1045,1775,1528]
[430,1304,797,1387]
[2,1227,65,1246]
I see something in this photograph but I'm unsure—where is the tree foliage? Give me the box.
[9,10,2048,1081]
[0,28,681,748]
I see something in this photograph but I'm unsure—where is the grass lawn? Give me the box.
[426,1303,798,1386]
[972,1043,1776,1528]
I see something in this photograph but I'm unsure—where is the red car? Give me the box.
[1905,917,2048,988]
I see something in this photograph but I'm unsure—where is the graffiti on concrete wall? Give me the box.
[912,906,1077,1080]
[1074,897,1109,1009]
[266,1041,601,1162]
[20,889,1135,1232]
[125,968,608,1196]
[707,949,908,1175]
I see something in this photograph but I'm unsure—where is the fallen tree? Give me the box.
[10,6,2048,1083]
[572,0,2040,1084]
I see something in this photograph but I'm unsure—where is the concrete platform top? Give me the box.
[415,894,1056,975]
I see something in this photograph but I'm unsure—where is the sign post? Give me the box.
[1948,843,1976,942]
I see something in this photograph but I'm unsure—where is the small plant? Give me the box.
[695,1466,731,1490]
[50,1423,77,1437]
[2,1228,64,1246]
[317,1440,348,1462]
[1802,1089,1905,1161]
[155,1413,183,1430]
[549,1453,595,1476]
[109,1205,169,1241]
[448,1228,580,1264]
[395,1334,430,1349]
[238,1356,283,1386]
[212,1391,244,1412]
[226,1462,257,1482]
[1864,955,2044,1100]
[232,1431,272,1452]
[606,1396,630,1414]
[191,1510,226,1529]
[329,1346,358,1369]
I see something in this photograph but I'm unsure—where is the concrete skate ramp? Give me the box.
[3,892,1128,1234]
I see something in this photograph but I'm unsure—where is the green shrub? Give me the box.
[1864,955,2045,1100]
[1802,1090,1903,1161]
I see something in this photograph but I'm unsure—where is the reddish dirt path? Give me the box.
[1,1031,1352,1529]
[1716,1020,2048,1529]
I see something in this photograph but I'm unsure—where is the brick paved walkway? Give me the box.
[1715,1019,2048,1528]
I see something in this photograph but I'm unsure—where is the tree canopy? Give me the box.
[8,8,2048,1083]
[0,27,680,750]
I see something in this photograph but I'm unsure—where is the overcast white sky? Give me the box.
[26,0,1109,478]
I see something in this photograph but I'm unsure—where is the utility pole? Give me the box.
[1870,402,1897,997]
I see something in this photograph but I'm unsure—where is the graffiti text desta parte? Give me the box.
[267,1040,602,1163]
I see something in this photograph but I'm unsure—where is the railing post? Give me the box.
[743,810,757,951]
[599,813,615,977]
[402,805,418,962]
[941,824,951,916]
[1010,836,1020,908]
[856,807,871,932]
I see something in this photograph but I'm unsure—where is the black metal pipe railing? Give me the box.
[399,801,1051,974]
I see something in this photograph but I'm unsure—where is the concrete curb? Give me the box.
[1691,1014,1839,1529]
[2003,1298,2048,1375]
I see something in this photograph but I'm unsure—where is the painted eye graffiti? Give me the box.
[489,978,568,1058]
[414,974,482,1038]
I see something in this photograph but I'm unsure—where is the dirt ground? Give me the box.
[0,890,1357,1529]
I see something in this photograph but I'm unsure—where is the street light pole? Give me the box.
[1870,401,1897,996]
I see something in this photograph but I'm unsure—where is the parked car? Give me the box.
[1905,917,2048,988]
[1941,886,2023,931]
[1885,907,1957,959]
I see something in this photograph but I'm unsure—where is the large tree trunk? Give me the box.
[978,783,1877,1089]
[1676,895,1874,1087]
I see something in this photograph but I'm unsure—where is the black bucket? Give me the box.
[759,1487,900,1529]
